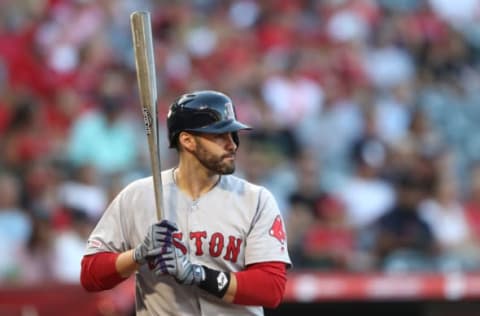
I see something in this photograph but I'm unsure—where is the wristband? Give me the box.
[197,265,231,298]
[132,246,143,264]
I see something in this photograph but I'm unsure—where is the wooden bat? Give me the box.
[130,11,164,220]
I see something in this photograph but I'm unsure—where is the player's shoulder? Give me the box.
[118,176,153,196]
[120,169,174,194]
[220,174,270,196]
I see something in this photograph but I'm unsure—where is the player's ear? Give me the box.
[178,131,196,152]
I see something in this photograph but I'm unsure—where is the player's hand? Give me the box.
[133,220,178,265]
[153,239,205,285]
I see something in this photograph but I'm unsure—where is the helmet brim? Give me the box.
[185,119,251,134]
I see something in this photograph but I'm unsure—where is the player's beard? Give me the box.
[193,141,236,175]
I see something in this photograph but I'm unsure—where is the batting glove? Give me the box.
[153,239,205,285]
[133,220,178,265]
[154,241,231,298]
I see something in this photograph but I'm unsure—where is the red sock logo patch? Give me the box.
[269,215,286,245]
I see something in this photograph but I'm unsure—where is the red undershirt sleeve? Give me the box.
[80,252,127,292]
[233,261,287,308]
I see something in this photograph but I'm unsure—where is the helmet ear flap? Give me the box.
[170,133,180,149]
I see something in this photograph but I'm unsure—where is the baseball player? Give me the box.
[80,90,291,315]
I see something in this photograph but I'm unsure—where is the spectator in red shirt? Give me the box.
[302,195,357,270]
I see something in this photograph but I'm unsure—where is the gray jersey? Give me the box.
[85,168,291,316]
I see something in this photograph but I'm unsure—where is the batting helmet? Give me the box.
[167,90,251,148]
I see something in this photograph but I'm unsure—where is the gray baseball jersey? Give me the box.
[85,168,291,316]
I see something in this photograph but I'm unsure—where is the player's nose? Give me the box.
[225,133,237,151]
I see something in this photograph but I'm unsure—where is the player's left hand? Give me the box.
[133,220,178,265]
[153,239,205,285]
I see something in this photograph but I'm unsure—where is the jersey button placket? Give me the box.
[190,200,200,226]
[191,200,199,211]
[188,200,201,261]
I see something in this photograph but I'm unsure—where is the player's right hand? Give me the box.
[133,220,178,265]
[152,239,205,286]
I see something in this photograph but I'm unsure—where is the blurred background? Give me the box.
[1,0,480,315]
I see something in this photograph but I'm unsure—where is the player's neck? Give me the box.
[173,163,220,200]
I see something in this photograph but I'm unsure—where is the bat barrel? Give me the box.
[130,11,164,220]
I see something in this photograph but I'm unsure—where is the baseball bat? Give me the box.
[130,11,164,220]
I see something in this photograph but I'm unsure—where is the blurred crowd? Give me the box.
[2,0,480,287]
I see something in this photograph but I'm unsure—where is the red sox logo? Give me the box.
[269,215,286,245]
[172,232,243,263]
